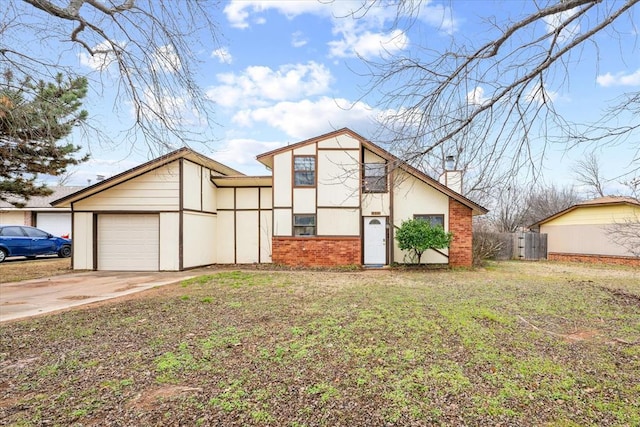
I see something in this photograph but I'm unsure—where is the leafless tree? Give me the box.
[486,182,582,231]
[573,152,606,198]
[363,0,640,187]
[2,0,221,151]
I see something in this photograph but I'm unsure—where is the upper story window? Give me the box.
[294,156,316,187]
[363,163,387,193]
[414,214,445,228]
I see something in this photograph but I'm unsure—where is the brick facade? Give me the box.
[448,199,473,268]
[272,237,361,267]
[548,252,640,268]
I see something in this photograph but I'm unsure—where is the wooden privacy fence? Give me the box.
[513,231,547,260]
[475,231,547,261]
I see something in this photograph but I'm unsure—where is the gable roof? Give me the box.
[1,186,85,209]
[256,128,488,216]
[52,148,244,207]
[532,196,640,227]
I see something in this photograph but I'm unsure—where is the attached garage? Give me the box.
[97,214,160,271]
[36,212,72,237]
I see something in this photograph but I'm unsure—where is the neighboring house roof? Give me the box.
[256,127,488,216]
[52,147,244,207]
[0,186,85,210]
[531,196,640,227]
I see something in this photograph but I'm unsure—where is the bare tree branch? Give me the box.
[3,0,222,153]
[361,0,639,196]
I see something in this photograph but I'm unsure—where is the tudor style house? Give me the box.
[53,128,487,271]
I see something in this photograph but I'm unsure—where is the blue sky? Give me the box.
[25,1,639,194]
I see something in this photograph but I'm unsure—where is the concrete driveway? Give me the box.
[0,270,205,322]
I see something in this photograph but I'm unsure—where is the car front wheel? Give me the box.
[58,245,72,258]
[0,249,6,263]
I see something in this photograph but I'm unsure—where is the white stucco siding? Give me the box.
[364,149,385,163]
[361,193,390,216]
[74,162,180,211]
[216,211,235,263]
[273,208,292,236]
[260,188,273,209]
[273,152,292,207]
[392,171,450,264]
[202,171,217,212]
[293,144,316,155]
[317,208,360,236]
[259,210,273,263]
[317,134,360,149]
[159,212,180,271]
[182,160,202,211]
[183,212,217,268]
[72,212,93,270]
[0,211,25,225]
[293,188,316,214]
[236,188,259,210]
[217,188,235,209]
[317,150,360,207]
[236,211,259,263]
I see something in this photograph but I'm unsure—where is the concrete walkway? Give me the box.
[0,270,205,322]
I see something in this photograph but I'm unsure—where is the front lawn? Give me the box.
[1,262,638,426]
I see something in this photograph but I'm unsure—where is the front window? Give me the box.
[293,214,316,236]
[414,214,445,228]
[363,163,387,193]
[294,156,316,187]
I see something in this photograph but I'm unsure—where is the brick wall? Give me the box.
[272,237,361,267]
[548,252,640,268]
[448,199,473,268]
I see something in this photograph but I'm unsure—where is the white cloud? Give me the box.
[79,41,123,71]
[224,1,335,29]
[543,9,580,43]
[152,45,181,74]
[291,31,308,48]
[467,86,489,106]
[328,28,408,59]
[213,138,281,166]
[525,82,558,104]
[231,96,381,139]
[224,0,453,59]
[596,69,640,87]
[206,61,333,108]
[136,88,205,127]
[212,47,233,64]
[416,2,458,34]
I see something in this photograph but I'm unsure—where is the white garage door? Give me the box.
[98,214,159,271]
[36,212,72,237]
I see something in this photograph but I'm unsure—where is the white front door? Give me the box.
[364,217,387,265]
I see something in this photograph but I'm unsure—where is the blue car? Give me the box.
[0,225,72,263]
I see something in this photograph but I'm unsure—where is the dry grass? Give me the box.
[0,258,72,283]
[1,261,639,426]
